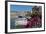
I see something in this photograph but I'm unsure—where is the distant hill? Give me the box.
[11,10,32,13]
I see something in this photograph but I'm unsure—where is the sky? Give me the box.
[10,5,32,12]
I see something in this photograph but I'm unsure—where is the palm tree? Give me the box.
[31,6,42,18]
